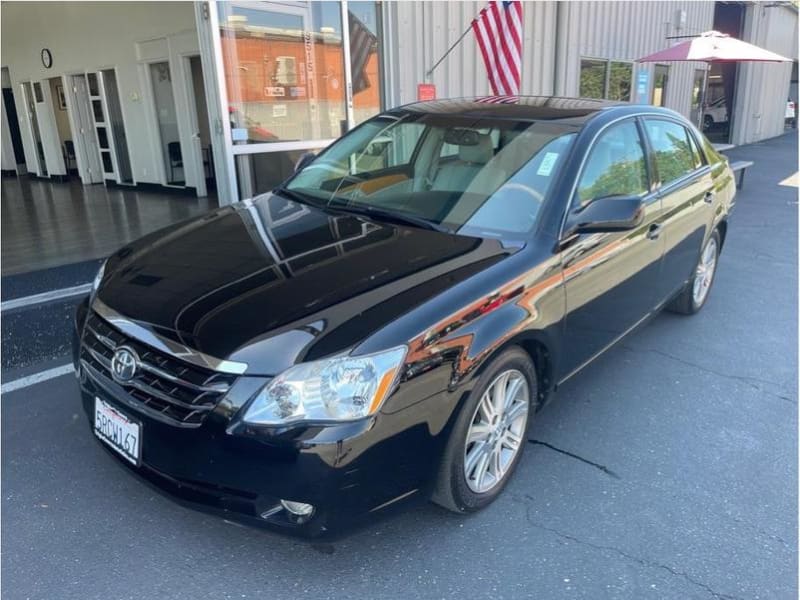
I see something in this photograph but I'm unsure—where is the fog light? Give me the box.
[280,499,315,518]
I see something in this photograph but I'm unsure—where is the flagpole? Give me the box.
[426,23,473,79]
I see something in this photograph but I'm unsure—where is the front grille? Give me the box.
[80,311,237,426]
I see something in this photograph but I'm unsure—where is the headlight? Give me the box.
[91,260,106,298]
[243,346,407,425]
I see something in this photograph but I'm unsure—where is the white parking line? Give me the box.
[1,283,92,312]
[1,364,75,394]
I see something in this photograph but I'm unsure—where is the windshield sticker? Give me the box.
[537,152,560,176]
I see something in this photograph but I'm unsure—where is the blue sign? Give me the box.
[636,69,650,103]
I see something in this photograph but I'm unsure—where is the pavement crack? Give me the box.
[623,345,797,405]
[528,439,620,479]
[522,504,744,600]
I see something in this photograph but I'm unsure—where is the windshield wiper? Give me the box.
[332,204,454,234]
[273,186,325,208]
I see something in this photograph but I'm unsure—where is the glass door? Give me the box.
[100,69,133,184]
[148,61,184,187]
[87,72,114,180]
[217,1,345,198]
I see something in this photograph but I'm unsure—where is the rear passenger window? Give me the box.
[577,121,648,206]
[644,119,698,185]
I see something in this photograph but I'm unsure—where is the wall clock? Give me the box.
[41,48,53,69]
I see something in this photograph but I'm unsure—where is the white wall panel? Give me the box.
[732,4,798,145]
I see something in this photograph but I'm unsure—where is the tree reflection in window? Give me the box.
[644,120,696,185]
[577,121,647,205]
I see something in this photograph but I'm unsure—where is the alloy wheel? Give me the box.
[692,237,718,306]
[463,369,529,494]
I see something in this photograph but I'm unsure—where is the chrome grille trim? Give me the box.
[84,323,231,395]
[81,310,239,426]
[92,298,248,375]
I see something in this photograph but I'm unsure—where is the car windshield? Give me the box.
[284,112,578,239]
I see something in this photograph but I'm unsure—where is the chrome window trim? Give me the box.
[91,297,249,375]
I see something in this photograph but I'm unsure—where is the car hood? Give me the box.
[97,193,516,375]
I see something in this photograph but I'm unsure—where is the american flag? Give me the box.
[348,10,378,94]
[472,1,523,96]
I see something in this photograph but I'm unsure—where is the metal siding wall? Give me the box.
[387,1,556,106]
[731,4,798,145]
[557,1,714,117]
[384,1,800,132]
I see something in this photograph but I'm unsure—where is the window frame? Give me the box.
[570,116,652,211]
[579,57,634,102]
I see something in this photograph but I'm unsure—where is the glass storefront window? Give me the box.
[236,148,319,198]
[219,1,346,144]
[347,1,383,124]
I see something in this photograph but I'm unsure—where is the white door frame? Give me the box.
[141,58,185,189]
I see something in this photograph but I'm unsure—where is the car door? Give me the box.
[558,118,664,380]
[642,118,715,302]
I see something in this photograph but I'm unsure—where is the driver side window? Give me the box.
[576,121,648,206]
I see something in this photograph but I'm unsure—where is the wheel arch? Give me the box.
[466,330,557,410]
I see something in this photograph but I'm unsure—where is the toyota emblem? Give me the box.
[111,347,138,382]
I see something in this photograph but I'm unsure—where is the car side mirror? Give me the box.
[294,152,316,173]
[564,195,645,237]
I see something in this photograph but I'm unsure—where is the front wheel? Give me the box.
[432,347,537,513]
[667,229,721,315]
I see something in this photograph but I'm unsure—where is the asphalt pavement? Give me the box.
[2,132,797,599]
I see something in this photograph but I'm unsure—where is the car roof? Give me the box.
[392,96,680,126]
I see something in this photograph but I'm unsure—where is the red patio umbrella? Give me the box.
[637,30,792,63]
[637,31,791,131]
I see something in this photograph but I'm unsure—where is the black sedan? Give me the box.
[73,96,736,537]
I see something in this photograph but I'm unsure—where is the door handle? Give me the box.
[703,190,714,203]
[647,223,662,240]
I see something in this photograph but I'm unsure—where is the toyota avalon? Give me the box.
[73,96,736,537]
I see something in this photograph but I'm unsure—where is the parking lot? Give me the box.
[2,132,797,599]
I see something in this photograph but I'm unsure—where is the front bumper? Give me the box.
[72,298,457,537]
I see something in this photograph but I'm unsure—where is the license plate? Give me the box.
[94,397,141,466]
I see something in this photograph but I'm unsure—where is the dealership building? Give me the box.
[1,1,797,209]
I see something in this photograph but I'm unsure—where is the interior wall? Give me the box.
[48,77,72,144]
[0,1,198,184]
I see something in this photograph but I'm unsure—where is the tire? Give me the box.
[703,115,714,131]
[432,347,537,513]
[667,229,721,315]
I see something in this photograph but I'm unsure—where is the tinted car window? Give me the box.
[577,120,648,205]
[644,119,697,185]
